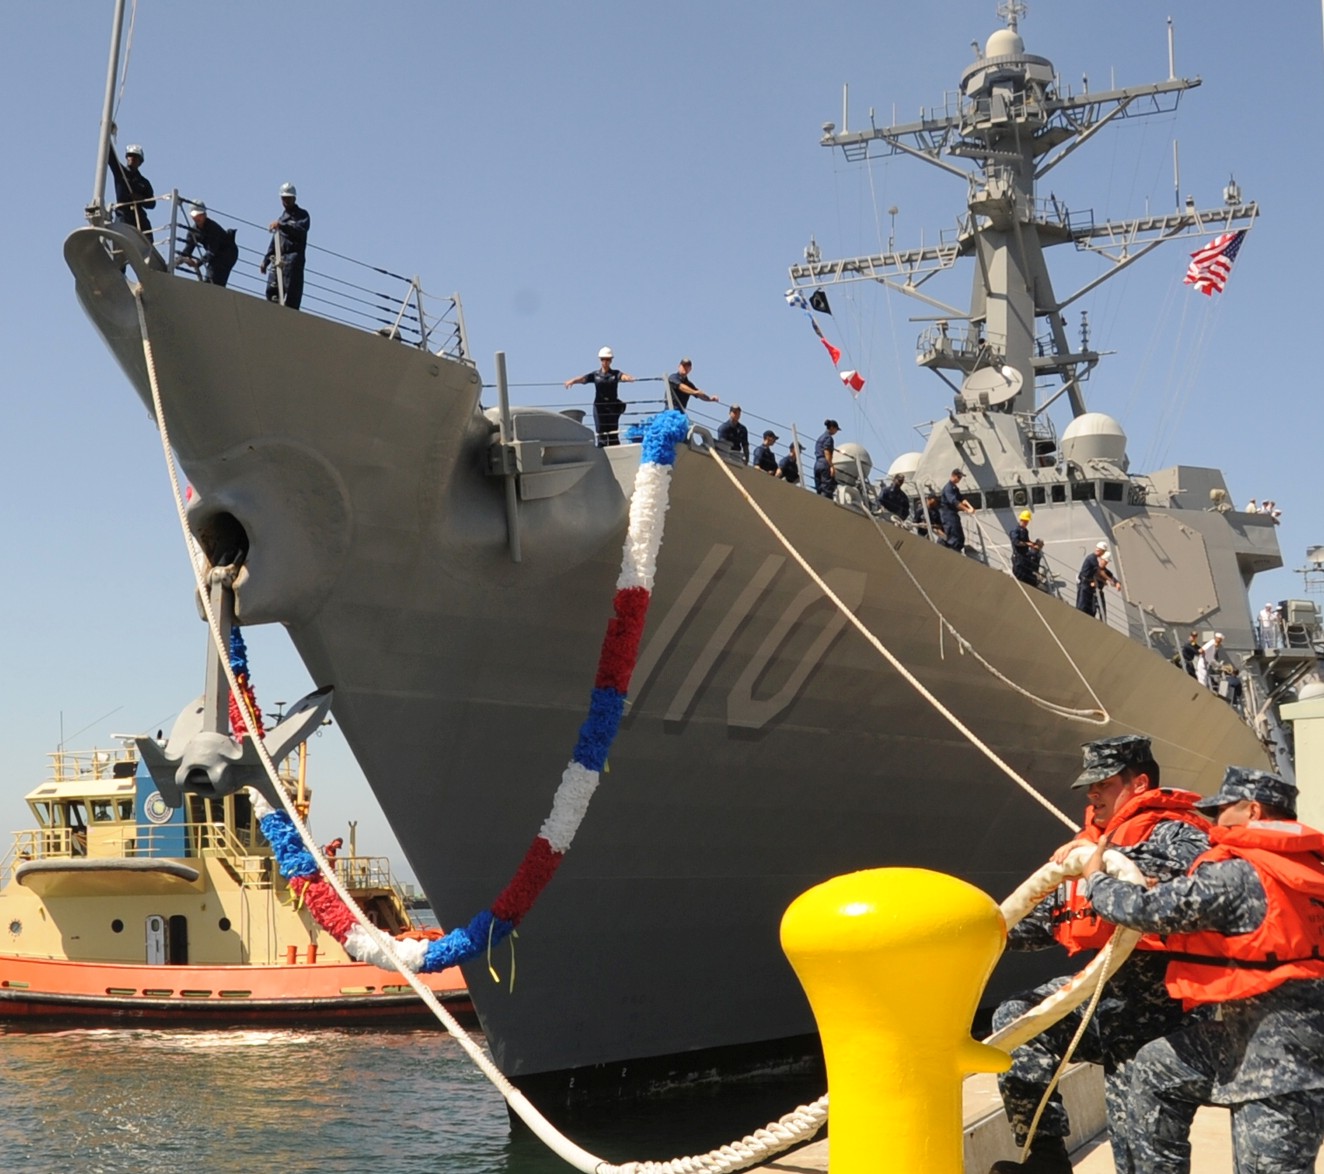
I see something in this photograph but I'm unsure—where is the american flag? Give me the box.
[1183,230,1246,296]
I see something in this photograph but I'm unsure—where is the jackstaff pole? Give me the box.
[89,0,128,223]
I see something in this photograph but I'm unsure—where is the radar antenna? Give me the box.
[1301,547,1324,597]
[997,0,1028,30]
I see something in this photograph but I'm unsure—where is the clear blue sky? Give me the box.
[4,1,1320,883]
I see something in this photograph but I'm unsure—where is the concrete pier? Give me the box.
[748,1065,1324,1171]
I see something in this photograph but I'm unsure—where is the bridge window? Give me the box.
[1102,482,1124,502]
[1070,481,1097,502]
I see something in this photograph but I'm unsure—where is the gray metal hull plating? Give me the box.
[68,226,1266,1086]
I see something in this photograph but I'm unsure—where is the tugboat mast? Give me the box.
[790,6,1257,420]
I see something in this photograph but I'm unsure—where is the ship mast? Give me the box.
[789,7,1257,419]
[87,0,128,225]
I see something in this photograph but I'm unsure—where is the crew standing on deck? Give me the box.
[751,430,780,476]
[1180,630,1202,678]
[666,358,719,413]
[813,420,839,498]
[939,468,975,552]
[1084,768,1324,1174]
[179,202,239,287]
[1199,632,1225,689]
[989,735,1210,1174]
[106,140,154,235]
[717,405,750,463]
[1076,542,1117,615]
[1009,510,1037,585]
[778,442,801,485]
[913,492,943,541]
[261,182,310,309]
[565,347,635,446]
[878,473,909,519]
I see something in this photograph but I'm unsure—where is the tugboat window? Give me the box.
[218,918,232,932]
[111,919,124,934]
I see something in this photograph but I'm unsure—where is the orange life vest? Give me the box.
[1164,821,1324,1009]
[1050,788,1208,956]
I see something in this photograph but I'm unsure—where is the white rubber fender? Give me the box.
[984,843,1146,1054]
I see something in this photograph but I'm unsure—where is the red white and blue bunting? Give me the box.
[255,410,692,974]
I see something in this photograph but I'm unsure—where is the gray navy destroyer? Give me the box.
[66,1,1320,1119]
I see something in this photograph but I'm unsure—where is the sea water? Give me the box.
[0,1027,553,1173]
[0,1026,819,1172]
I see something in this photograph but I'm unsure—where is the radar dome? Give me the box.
[1061,413,1129,472]
[833,442,873,488]
[887,452,923,482]
[985,28,1025,58]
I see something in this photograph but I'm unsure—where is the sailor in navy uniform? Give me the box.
[666,358,718,413]
[565,346,635,446]
[717,405,750,464]
[778,444,801,485]
[990,736,1211,1174]
[938,468,974,551]
[751,430,780,475]
[180,202,239,287]
[1085,769,1324,1174]
[814,420,840,498]
[1076,542,1107,614]
[107,141,155,235]
[261,182,311,309]
[878,474,909,519]
[1009,510,1037,584]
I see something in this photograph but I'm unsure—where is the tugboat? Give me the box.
[0,738,471,1027]
[65,0,1314,1115]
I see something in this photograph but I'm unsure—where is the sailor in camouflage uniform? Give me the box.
[1085,768,1324,1174]
[989,736,1211,1173]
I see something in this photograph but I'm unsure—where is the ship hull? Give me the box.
[0,955,471,1028]
[68,227,1268,1105]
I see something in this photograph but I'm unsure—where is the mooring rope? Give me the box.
[126,305,824,1174]
[968,511,1111,717]
[867,494,1108,724]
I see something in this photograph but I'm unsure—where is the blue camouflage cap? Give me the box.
[1071,734,1154,789]
[1193,766,1298,819]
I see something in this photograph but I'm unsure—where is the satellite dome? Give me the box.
[833,442,873,488]
[985,28,1025,58]
[1061,412,1129,471]
[887,452,923,482]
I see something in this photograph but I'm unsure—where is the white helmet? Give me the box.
[190,200,207,216]
[126,144,145,160]
[598,346,613,359]
[279,182,297,198]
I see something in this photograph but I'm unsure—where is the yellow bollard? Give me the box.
[781,867,1011,1173]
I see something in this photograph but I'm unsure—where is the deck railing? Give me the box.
[111,190,471,364]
